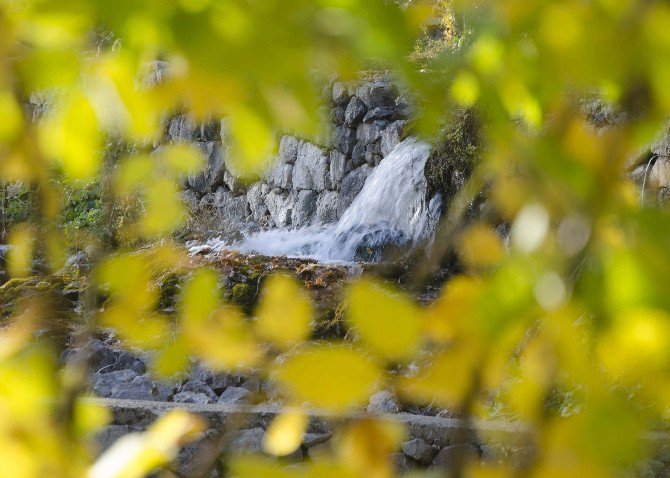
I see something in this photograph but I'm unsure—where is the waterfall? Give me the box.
[198,138,442,262]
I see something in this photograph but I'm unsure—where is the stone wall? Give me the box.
[176,78,410,233]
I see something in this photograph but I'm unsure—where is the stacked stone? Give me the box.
[178,78,410,231]
[630,128,670,205]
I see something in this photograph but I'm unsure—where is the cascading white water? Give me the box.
[198,138,442,262]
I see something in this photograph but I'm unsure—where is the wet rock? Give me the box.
[432,444,479,468]
[338,165,372,216]
[217,387,251,404]
[344,96,368,126]
[278,136,301,164]
[381,120,406,157]
[354,224,408,262]
[367,390,400,414]
[315,191,340,224]
[402,438,437,464]
[294,143,331,190]
[292,190,318,227]
[333,125,357,156]
[330,151,352,186]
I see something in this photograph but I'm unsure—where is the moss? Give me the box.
[226,283,256,307]
[425,108,482,201]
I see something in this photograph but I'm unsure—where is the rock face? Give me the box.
[180,77,410,231]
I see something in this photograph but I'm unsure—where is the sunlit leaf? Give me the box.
[263,409,308,457]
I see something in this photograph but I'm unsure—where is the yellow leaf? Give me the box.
[398,344,480,408]
[114,155,154,193]
[160,143,206,176]
[336,419,405,478]
[451,71,480,106]
[347,278,421,361]
[6,225,35,278]
[263,409,308,457]
[228,105,276,178]
[256,274,313,349]
[425,276,484,343]
[88,410,204,478]
[458,224,504,269]
[141,179,186,237]
[0,90,23,143]
[180,269,220,324]
[274,344,381,412]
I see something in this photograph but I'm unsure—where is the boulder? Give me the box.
[168,114,197,142]
[402,438,437,465]
[330,151,352,187]
[432,444,479,468]
[278,135,301,164]
[315,191,340,224]
[363,106,405,123]
[293,143,331,190]
[247,183,269,222]
[180,190,200,211]
[265,189,295,227]
[217,387,251,404]
[367,390,400,414]
[213,187,250,223]
[292,190,318,227]
[223,169,246,196]
[267,162,293,189]
[332,104,346,125]
[173,391,214,404]
[356,122,385,144]
[332,125,357,156]
[344,96,368,126]
[180,380,218,401]
[381,120,406,157]
[91,370,138,398]
[109,375,157,401]
[225,428,265,454]
[332,82,350,105]
[355,81,398,109]
[338,165,372,216]
[352,141,381,167]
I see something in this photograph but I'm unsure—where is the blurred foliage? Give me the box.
[2,0,670,477]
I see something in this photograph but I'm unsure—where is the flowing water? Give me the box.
[196,138,442,263]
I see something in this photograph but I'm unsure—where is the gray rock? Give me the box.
[168,114,197,142]
[332,125,357,155]
[303,432,332,448]
[247,183,269,222]
[278,136,301,164]
[356,122,384,144]
[351,141,367,167]
[392,452,413,474]
[315,191,340,224]
[651,126,670,156]
[381,120,406,157]
[332,105,346,124]
[97,425,131,452]
[226,428,265,454]
[332,82,350,105]
[330,151,351,186]
[195,141,226,190]
[292,190,318,227]
[113,350,146,375]
[173,391,214,404]
[402,438,437,464]
[187,172,208,195]
[367,390,400,414]
[241,377,261,394]
[198,120,220,141]
[267,162,293,189]
[180,380,217,400]
[338,165,372,216]
[363,106,405,123]
[91,370,138,397]
[109,375,157,401]
[213,187,250,223]
[89,340,117,373]
[293,142,330,190]
[265,189,295,227]
[181,190,200,211]
[223,169,246,196]
[344,96,368,126]
[217,387,251,404]
[432,444,479,468]
[355,81,398,109]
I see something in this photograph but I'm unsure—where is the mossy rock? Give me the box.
[226,283,256,306]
